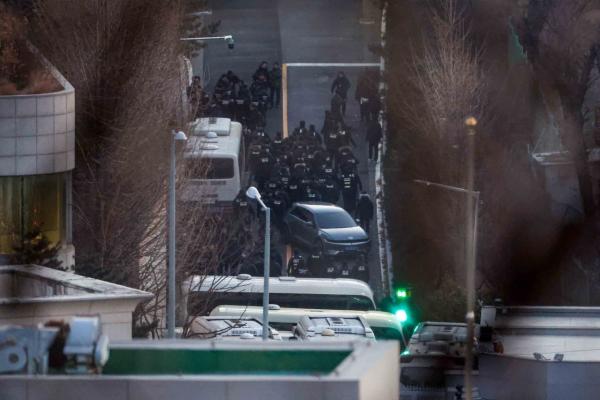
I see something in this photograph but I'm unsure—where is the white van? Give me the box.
[210,305,406,342]
[183,275,377,317]
[182,117,244,205]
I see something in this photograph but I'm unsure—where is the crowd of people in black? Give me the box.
[190,63,382,282]
[188,61,282,130]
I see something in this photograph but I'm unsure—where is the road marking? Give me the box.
[285,62,381,68]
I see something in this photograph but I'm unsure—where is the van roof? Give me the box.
[191,117,231,136]
[185,275,375,300]
[210,305,403,331]
[184,119,242,159]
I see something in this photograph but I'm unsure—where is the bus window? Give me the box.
[268,293,375,311]
[186,158,235,180]
[188,292,262,316]
[188,292,375,316]
[206,158,234,179]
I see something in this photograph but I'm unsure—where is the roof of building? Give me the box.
[186,275,374,299]
[0,264,153,305]
[481,305,600,362]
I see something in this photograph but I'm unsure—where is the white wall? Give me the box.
[0,88,75,176]
[0,298,138,341]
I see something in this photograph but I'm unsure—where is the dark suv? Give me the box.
[283,202,370,256]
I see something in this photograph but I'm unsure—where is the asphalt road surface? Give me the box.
[196,0,384,299]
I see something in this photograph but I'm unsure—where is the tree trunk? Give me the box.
[561,105,596,216]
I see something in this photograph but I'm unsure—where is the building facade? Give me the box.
[0,49,75,268]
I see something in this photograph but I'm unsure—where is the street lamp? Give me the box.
[413,115,479,400]
[167,130,188,339]
[463,116,477,400]
[180,35,235,49]
[245,186,271,341]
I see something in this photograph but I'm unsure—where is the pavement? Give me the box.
[196,0,384,298]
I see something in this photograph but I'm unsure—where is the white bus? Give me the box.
[183,274,377,317]
[210,305,406,342]
[182,117,244,206]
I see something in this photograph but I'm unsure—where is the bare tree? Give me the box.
[385,0,485,320]
[516,0,600,216]
[31,0,247,337]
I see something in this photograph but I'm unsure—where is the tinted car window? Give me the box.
[290,207,304,220]
[291,207,312,222]
[315,210,357,229]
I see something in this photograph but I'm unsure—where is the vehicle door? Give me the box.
[298,208,318,245]
[287,206,306,244]
[289,207,315,246]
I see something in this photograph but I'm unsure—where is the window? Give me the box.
[371,327,403,341]
[315,210,356,229]
[187,291,375,316]
[207,158,234,179]
[290,207,311,222]
[0,174,66,254]
[186,158,235,179]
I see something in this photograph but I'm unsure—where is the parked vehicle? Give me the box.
[210,305,406,342]
[182,117,244,206]
[283,202,370,256]
[183,274,377,318]
[292,315,375,342]
[187,316,282,341]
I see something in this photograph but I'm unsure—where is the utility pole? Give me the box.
[464,116,478,400]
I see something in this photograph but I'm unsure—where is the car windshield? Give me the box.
[315,210,357,229]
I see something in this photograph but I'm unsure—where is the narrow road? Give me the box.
[198,0,384,299]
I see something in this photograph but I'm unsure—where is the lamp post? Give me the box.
[245,186,271,341]
[167,130,188,339]
[180,35,235,49]
[463,116,477,400]
[414,116,478,400]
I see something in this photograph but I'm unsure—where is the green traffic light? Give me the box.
[396,288,408,299]
[394,308,408,323]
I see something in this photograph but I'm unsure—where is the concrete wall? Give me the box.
[478,353,600,400]
[0,298,138,341]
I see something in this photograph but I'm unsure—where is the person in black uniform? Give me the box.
[356,191,374,234]
[293,120,309,137]
[330,91,345,123]
[339,169,362,214]
[366,119,383,162]
[253,61,270,82]
[321,176,340,204]
[233,188,252,225]
[288,250,310,276]
[331,71,351,116]
[270,62,282,108]
[307,124,322,144]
